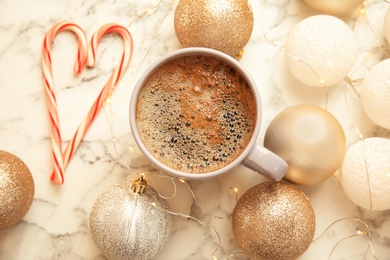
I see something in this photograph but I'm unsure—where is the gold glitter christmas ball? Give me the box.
[0,150,34,230]
[232,181,316,260]
[89,177,172,260]
[174,0,254,57]
[264,105,346,185]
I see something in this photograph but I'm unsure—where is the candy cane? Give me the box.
[42,22,88,185]
[49,24,134,182]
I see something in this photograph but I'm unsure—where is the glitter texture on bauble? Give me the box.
[89,176,171,260]
[0,150,34,230]
[174,0,254,57]
[232,181,315,260]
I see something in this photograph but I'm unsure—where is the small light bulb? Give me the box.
[357,230,366,235]
[360,1,367,14]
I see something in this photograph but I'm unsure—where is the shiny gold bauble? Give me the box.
[89,177,172,260]
[0,150,34,230]
[174,0,254,57]
[303,0,365,16]
[264,105,346,185]
[232,181,315,260]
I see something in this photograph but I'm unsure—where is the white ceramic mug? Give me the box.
[129,47,287,180]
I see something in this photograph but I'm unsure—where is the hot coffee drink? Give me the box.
[135,55,256,173]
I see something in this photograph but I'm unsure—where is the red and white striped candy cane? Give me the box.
[49,24,134,182]
[42,22,88,185]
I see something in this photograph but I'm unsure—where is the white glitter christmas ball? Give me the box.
[303,0,365,16]
[286,15,357,87]
[384,7,390,44]
[361,59,390,129]
[338,137,390,211]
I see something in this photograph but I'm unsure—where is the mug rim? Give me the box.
[129,47,262,180]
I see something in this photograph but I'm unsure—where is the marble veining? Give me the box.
[1,0,390,259]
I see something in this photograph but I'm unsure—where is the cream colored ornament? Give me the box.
[385,7,390,44]
[264,105,346,185]
[174,0,254,57]
[303,0,365,16]
[286,15,357,87]
[361,59,390,129]
[338,137,390,211]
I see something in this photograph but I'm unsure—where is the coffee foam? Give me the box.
[136,55,256,173]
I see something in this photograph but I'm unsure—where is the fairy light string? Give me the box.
[346,0,390,94]
[127,172,237,260]
[312,217,378,259]
[360,0,368,15]
[229,187,239,202]
[259,0,329,109]
[149,197,246,260]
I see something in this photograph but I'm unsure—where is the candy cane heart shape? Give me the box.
[49,24,134,183]
[42,22,88,185]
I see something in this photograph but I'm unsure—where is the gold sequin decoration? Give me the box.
[232,181,316,260]
[174,0,254,57]
[0,150,35,230]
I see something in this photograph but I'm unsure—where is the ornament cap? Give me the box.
[131,173,147,194]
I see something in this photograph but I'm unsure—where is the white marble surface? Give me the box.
[1,0,390,259]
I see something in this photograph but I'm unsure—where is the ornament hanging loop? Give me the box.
[131,173,147,194]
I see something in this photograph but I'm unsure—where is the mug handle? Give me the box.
[242,145,288,181]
